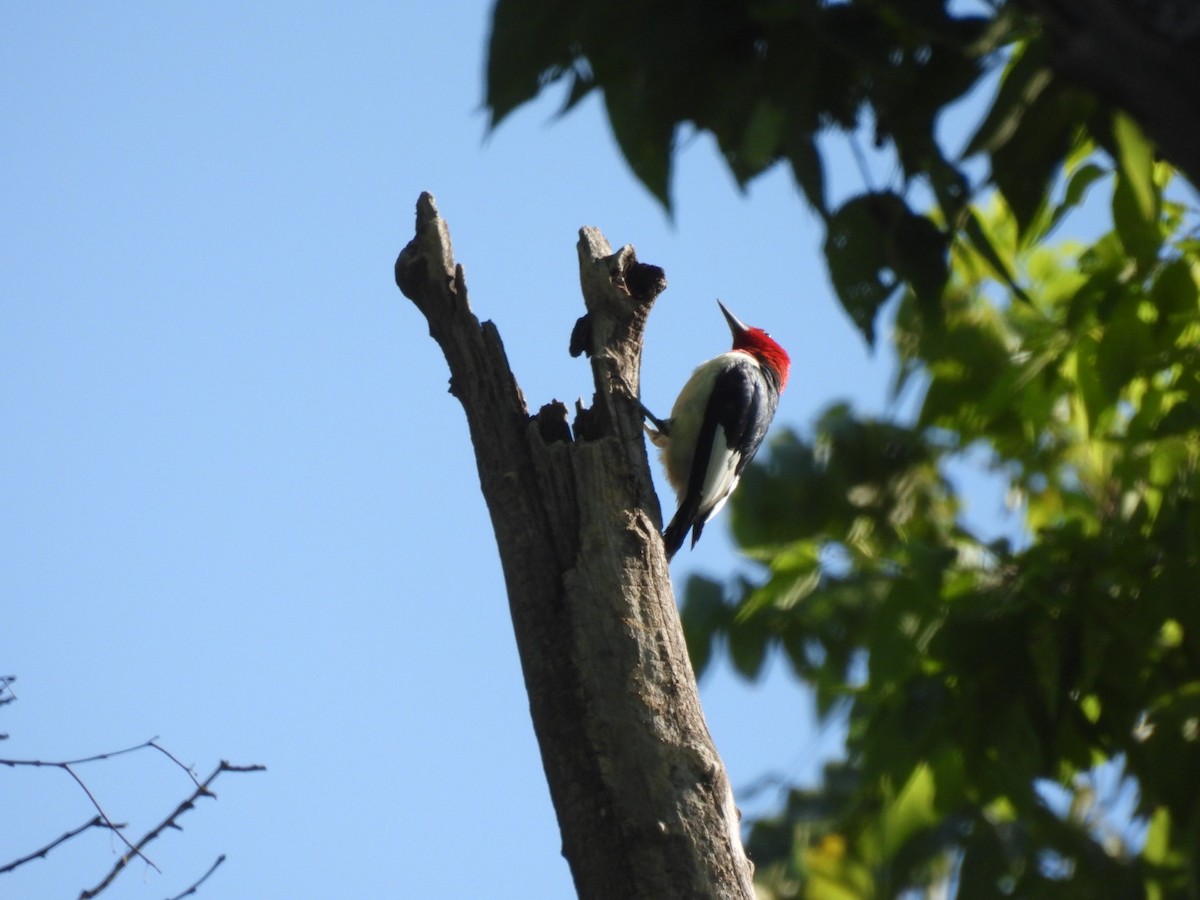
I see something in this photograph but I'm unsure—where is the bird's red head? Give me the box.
[718,300,790,391]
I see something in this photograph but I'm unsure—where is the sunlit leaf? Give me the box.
[1113,167,1163,268]
[877,764,938,858]
[1113,113,1157,222]
[961,208,1033,304]
[988,77,1094,236]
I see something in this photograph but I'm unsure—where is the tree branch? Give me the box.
[2,740,165,874]
[0,817,115,876]
[80,762,265,899]
[164,854,226,900]
[1024,0,1200,190]
[395,193,754,898]
[3,733,263,898]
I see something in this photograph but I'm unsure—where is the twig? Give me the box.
[0,676,17,734]
[80,761,265,899]
[0,816,118,875]
[1,739,263,897]
[1,737,158,768]
[149,740,201,787]
[63,763,158,873]
[164,854,226,900]
[1,737,210,871]
[0,744,163,873]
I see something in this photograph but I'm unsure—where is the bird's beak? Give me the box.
[717,300,749,336]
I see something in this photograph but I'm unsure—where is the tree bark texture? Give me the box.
[395,193,754,900]
[1025,0,1200,191]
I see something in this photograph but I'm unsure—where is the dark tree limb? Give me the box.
[395,193,754,899]
[1024,0,1200,190]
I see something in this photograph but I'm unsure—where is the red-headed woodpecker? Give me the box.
[644,300,790,559]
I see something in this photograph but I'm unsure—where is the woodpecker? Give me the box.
[644,300,790,559]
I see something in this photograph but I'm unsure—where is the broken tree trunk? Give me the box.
[395,193,754,899]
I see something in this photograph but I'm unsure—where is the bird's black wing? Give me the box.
[662,357,778,557]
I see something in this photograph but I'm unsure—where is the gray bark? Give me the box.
[394,193,754,899]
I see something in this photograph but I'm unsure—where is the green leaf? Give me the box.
[1067,330,1105,438]
[485,0,575,128]
[732,430,833,549]
[788,134,827,216]
[1113,113,1156,221]
[603,83,675,209]
[556,68,596,118]
[960,207,1033,304]
[1043,161,1108,238]
[1143,806,1173,867]
[824,192,909,346]
[890,212,949,325]
[1150,258,1199,319]
[482,4,1200,892]
[728,614,770,680]
[1112,165,1163,268]
[988,77,1094,236]
[877,764,939,858]
[740,98,787,175]
[736,541,822,620]
[928,153,971,226]
[955,816,1019,898]
[1155,402,1200,438]
[680,574,730,678]
[1062,162,1108,210]
[964,41,1054,159]
[1096,298,1153,395]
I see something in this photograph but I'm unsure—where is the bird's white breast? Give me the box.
[658,351,759,501]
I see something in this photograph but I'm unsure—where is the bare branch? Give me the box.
[1,741,175,872]
[1,737,157,768]
[0,676,16,739]
[1,730,263,899]
[0,816,117,875]
[80,761,265,899]
[64,762,159,873]
[149,740,201,787]
[1,744,164,873]
[164,854,226,900]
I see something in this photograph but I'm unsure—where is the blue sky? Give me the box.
[1,4,1019,898]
